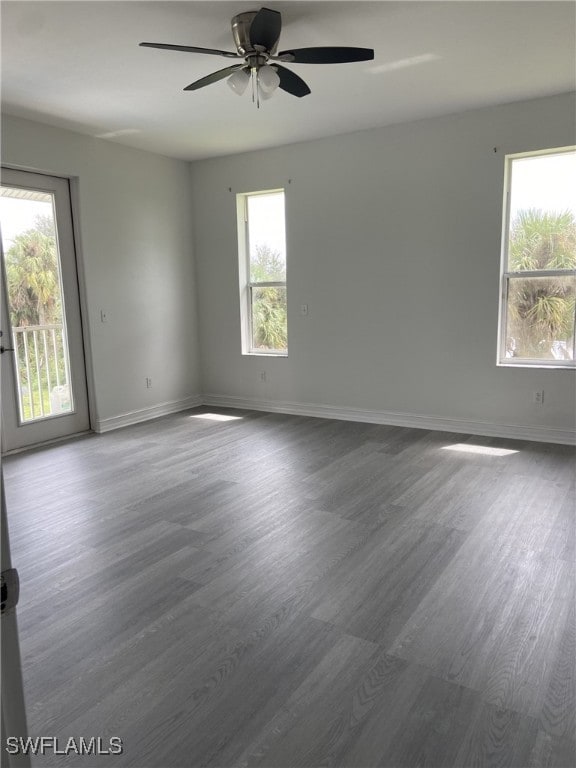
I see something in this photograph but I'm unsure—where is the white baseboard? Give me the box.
[94,395,203,433]
[92,392,575,445]
[202,393,576,446]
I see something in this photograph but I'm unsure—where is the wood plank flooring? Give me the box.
[3,408,575,767]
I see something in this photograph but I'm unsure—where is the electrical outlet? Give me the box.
[533,390,544,405]
[146,377,152,389]
[260,371,267,382]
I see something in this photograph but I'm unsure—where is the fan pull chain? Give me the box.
[250,67,261,108]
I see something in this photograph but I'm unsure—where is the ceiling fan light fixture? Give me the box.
[141,7,374,100]
[257,64,280,94]
[227,68,250,95]
[258,86,275,101]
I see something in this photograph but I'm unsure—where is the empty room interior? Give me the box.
[1,2,575,767]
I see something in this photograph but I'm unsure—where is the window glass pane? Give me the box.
[507,152,576,271]
[505,275,575,361]
[251,286,287,352]
[248,192,286,282]
[0,187,74,421]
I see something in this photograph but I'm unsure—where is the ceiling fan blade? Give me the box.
[278,47,374,64]
[274,65,311,98]
[249,7,282,51]
[140,42,240,59]
[184,65,245,91]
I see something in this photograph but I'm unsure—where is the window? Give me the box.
[498,147,576,367]
[237,189,287,355]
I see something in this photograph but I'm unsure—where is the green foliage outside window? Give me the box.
[507,209,575,360]
[250,244,288,351]
[5,214,61,327]
[4,215,68,417]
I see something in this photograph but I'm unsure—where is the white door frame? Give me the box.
[1,469,30,767]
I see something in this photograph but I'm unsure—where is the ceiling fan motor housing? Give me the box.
[232,11,279,56]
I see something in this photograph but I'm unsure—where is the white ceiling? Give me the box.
[2,1,575,161]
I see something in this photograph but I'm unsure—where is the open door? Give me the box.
[1,468,30,766]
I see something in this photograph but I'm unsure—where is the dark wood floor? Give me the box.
[3,408,575,768]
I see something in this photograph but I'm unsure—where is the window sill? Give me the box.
[243,352,288,358]
[497,361,575,370]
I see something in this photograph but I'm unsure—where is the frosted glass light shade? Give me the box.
[258,65,280,94]
[227,69,250,95]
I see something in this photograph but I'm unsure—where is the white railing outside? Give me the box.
[11,325,71,422]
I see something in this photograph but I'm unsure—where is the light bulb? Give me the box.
[258,65,280,95]
[227,69,250,95]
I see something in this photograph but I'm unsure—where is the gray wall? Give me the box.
[2,95,574,442]
[2,115,200,430]
[191,93,575,442]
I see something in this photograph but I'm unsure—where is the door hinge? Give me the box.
[1,568,20,614]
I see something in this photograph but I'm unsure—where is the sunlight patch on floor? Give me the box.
[190,413,243,422]
[441,443,519,456]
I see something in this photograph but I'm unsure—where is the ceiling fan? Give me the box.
[140,7,374,103]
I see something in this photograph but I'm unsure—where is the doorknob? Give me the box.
[1,568,20,614]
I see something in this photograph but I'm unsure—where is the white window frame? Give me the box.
[497,146,576,369]
[237,188,288,356]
